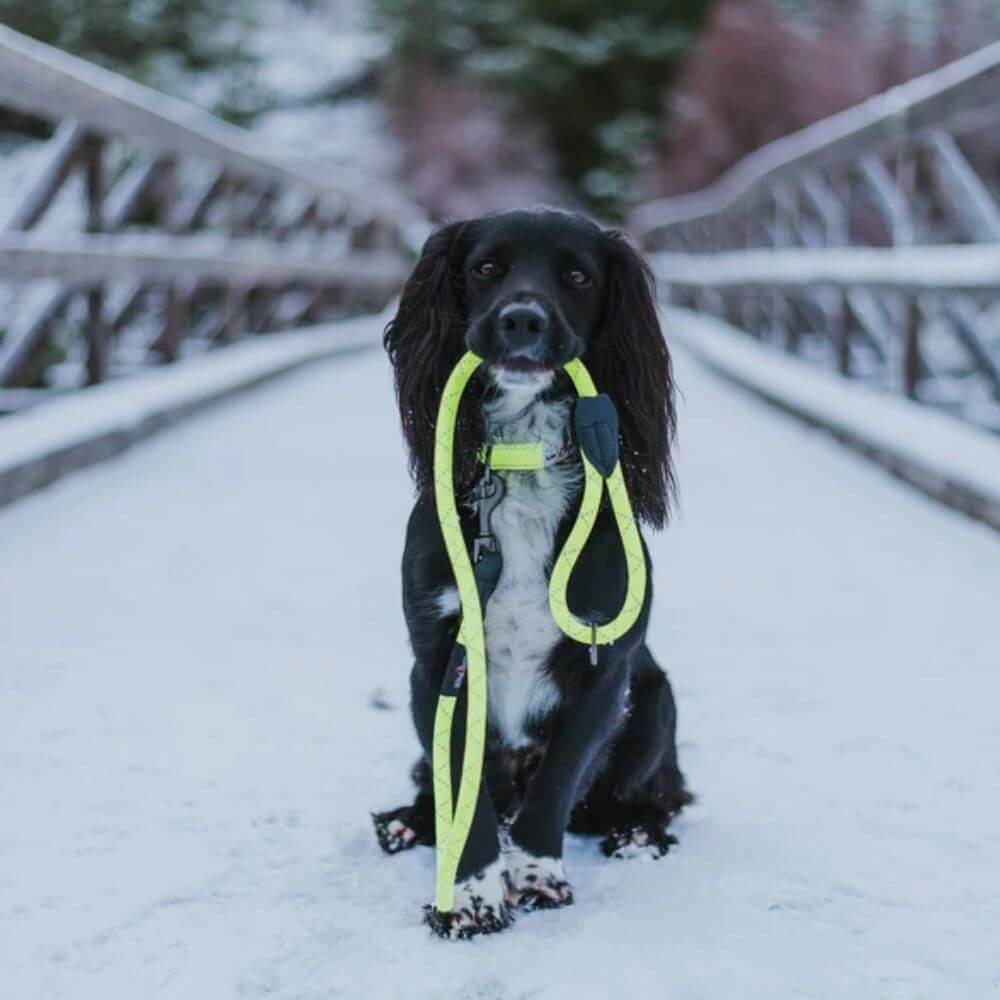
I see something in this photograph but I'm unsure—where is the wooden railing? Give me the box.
[0,26,414,404]
[632,42,1000,432]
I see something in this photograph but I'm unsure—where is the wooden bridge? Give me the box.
[1,25,999,1000]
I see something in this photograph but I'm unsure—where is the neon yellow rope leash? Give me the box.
[430,352,646,913]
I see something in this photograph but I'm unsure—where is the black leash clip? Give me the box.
[472,466,505,563]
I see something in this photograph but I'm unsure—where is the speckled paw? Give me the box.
[600,823,676,860]
[505,846,574,911]
[423,859,515,940]
[371,809,419,854]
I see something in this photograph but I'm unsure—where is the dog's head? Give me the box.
[384,208,676,527]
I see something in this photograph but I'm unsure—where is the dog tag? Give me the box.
[589,623,598,666]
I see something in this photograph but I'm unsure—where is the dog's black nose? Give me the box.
[498,302,549,346]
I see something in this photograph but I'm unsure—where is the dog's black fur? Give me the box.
[374,209,690,937]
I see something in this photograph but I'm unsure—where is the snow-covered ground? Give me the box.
[2,331,999,999]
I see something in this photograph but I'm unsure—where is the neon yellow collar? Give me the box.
[477,438,576,471]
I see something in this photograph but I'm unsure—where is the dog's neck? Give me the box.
[482,379,572,450]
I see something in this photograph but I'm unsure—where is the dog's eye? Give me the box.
[567,268,591,287]
[473,260,499,278]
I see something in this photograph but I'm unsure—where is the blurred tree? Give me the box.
[374,0,714,217]
[642,0,1000,200]
[0,0,261,123]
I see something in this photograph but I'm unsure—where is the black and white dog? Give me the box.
[374,209,690,939]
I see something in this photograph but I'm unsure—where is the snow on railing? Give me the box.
[653,246,1000,293]
[0,26,414,400]
[633,43,1000,433]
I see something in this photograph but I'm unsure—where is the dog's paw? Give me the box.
[423,858,514,940]
[372,808,420,854]
[505,846,574,911]
[600,823,677,860]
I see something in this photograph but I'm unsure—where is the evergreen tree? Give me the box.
[374,0,714,216]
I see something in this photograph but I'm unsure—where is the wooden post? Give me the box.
[784,294,802,354]
[302,287,326,325]
[770,291,786,345]
[903,296,923,399]
[834,289,851,376]
[156,280,191,361]
[4,122,87,233]
[152,157,189,361]
[82,132,106,385]
[219,284,247,343]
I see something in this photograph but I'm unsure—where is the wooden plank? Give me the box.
[83,132,107,384]
[0,232,410,289]
[2,122,86,232]
[218,285,248,343]
[943,299,1000,394]
[925,130,1000,241]
[833,290,851,376]
[856,155,914,246]
[108,285,149,334]
[85,287,106,385]
[104,158,164,231]
[903,298,924,399]
[151,283,191,362]
[172,169,227,233]
[799,171,847,246]
[844,289,891,361]
[0,287,72,387]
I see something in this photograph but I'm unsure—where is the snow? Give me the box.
[653,244,1000,290]
[2,330,1000,998]
[0,312,388,490]
[246,0,401,184]
[663,306,1000,510]
[248,0,385,104]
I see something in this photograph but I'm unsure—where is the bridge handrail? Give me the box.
[652,245,1000,293]
[0,25,399,216]
[0,232,410,286]
[635,41,1000,433]
[0,26,417,393]
[632,40,1000,241]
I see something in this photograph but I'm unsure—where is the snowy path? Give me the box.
[2,333,999,999]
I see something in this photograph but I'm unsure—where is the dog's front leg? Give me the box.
[410,657,513,939]
[506,647,630,909]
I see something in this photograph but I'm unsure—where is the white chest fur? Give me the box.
[480,386,581,748]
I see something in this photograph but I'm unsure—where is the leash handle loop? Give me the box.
[548,359,648,647]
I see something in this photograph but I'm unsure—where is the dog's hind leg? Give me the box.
[372,757,436,854]
[570,645,692,859]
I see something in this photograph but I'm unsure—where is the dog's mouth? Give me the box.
[494,356,551,374]
[489,357,555,391]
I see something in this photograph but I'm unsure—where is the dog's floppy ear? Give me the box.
[384,221,480,494]
[585,229,676,529]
